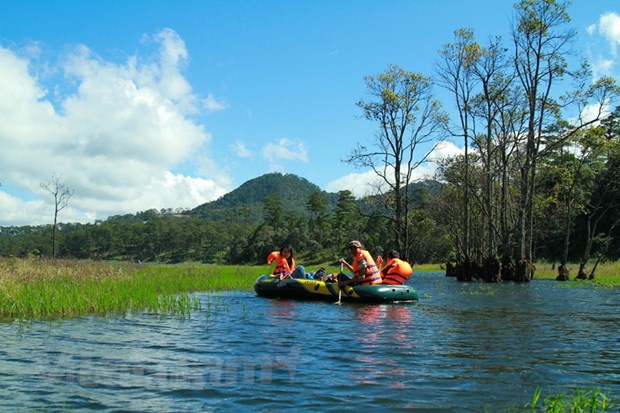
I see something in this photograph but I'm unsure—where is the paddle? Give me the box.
[335,263,344,305]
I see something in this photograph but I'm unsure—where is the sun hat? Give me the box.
[348,240,362,248]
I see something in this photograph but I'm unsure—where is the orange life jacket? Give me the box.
[381,258,412,285]
[352,249,382,285]
[267,251,295,278]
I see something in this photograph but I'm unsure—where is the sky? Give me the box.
[0,0,619,226]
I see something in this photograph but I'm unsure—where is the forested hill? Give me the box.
[0,172,447,263]
[190,172,441,224]
[189,173,339,224]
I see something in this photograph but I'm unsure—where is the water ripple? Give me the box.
[0,276,618,411]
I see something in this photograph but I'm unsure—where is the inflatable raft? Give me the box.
[254,274,418,303]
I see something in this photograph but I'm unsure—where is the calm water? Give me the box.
[1,273,618,412]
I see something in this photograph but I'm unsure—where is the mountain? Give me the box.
[189,172,441,224]
[357,179,443,215]
[190,173,339,223]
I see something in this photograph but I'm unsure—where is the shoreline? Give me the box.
[1,258,618,321]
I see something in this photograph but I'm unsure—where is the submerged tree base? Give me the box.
[446,257,533,283]
[514,259,535,282]
[556,263,570,281]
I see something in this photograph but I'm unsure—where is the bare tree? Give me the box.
[437,29,522,281]
[349,64,447,259]
[41,172,74,258]
[511,0,575,280]
[436,28,480,269]
[470,38,515,282]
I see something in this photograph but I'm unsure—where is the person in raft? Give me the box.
[381,250,413,285]
[267,244,306,279]
[337,240,382,286]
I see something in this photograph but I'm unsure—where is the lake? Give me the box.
[1,272,618,412]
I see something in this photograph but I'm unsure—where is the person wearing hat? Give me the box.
[338,240,382,286]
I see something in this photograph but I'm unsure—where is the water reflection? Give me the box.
[346,304,419,391]
[386,305,415,350]
[267,298,296,319]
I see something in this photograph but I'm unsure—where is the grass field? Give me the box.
[533,261,620,288]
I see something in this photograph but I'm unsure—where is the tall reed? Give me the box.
[0,259,264,320]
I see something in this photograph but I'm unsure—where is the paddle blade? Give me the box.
[335,288,342,305]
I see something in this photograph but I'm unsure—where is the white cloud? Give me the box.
[599,12,620,56]
[579,101,611,125]
[325,141,463,198]
[231,140,253,158]
[325,165,438,198]
[204,93,228,112]
[586,12,620,78]
[0,29,231,226]
[0,191,48,226]
[325,170,384,198]
[262,138,309,162]
[324,164,435,198]
[428,141,464,161]
[591,57,615,78]
[0,172,227,226]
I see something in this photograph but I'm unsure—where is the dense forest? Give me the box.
[0,166,618,271]
[2,0,619,282]
[0,173,451,265]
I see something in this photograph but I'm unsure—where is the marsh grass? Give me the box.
[534,261,620,288]
[521,387,614,412]
[0,259,264,321]
[413,263,444,272]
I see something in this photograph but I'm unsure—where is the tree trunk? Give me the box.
[589,257,601,280]
[445,261,457,277]
[556,263,570,281]
[455,258,473,282]
[52,195,59,259]
[483,256,501,282]
[575,263,588,280]
[514,258,534,282]
[501,255,515,281]
[463,137,470,265]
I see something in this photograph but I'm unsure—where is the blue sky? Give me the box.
[1,0,619,226]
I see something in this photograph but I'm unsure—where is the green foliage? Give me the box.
[523,387,613,412]
[2,153,618,268]
[333,190,362,248]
